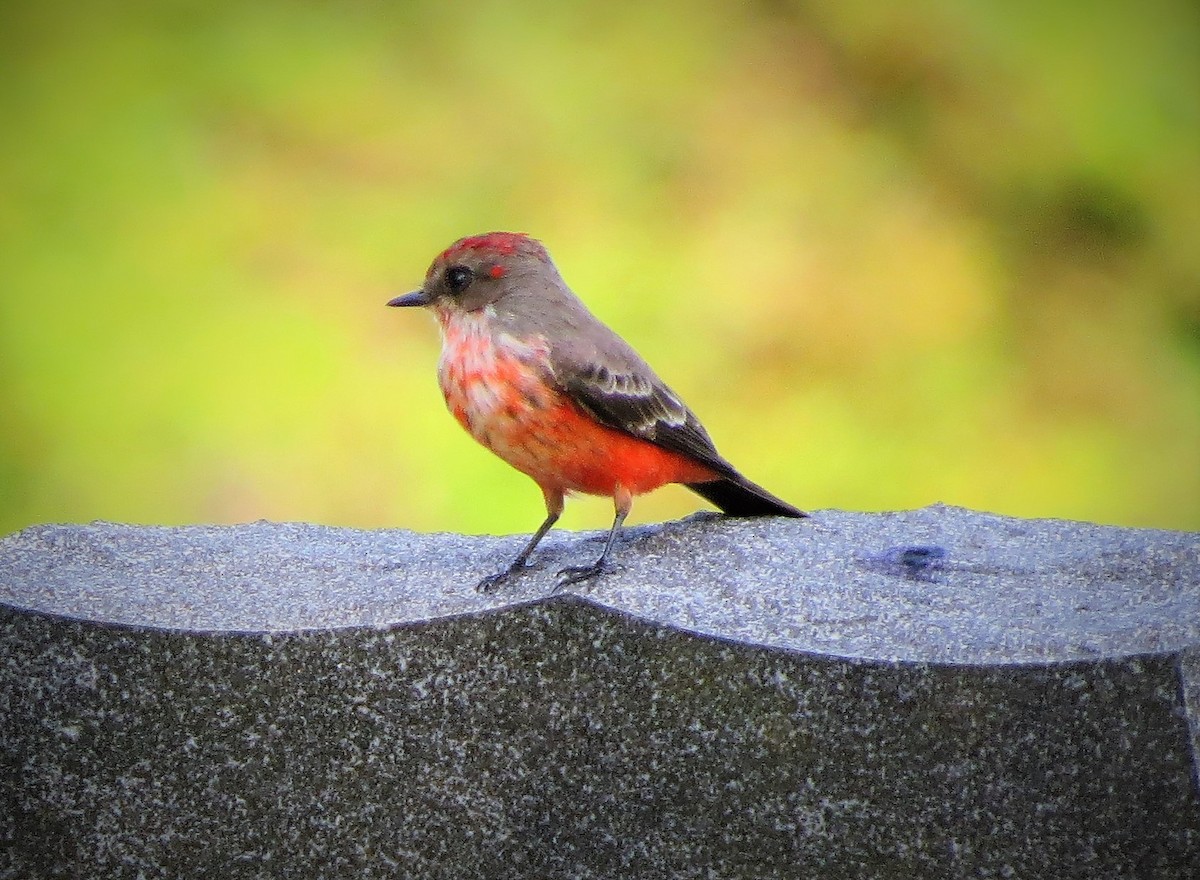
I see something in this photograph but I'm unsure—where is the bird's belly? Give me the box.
[440,362,713,497]
[436,316,715,497]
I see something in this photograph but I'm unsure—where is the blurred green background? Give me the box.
[1,0,1197,538]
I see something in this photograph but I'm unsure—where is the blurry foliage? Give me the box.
[1,0,1197,536]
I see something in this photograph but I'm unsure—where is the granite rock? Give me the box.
[1,506,1198,878]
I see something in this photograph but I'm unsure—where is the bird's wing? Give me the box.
[548,351,739,480]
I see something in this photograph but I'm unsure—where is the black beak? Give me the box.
[387,290,431,308]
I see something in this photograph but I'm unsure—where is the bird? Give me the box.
[388,232,805,592]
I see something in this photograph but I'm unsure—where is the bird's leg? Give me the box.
[475,511,558,593]
[556,486,631,590]
[476,487,563,593]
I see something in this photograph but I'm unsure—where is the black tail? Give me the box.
[686,475,806,518]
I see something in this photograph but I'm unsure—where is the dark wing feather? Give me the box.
[544,344,805,517]
[554,359,741,480]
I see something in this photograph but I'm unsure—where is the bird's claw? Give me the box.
[477,550,618,593]
[553,561,614,591]
[475,572,510,594]
[475,561,532,594]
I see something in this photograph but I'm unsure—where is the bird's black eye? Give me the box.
[445,265,474,294]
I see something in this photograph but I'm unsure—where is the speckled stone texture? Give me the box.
[1,507,1198,879]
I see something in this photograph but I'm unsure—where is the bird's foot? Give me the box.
[553,560,615,591]
[475,561,533,594]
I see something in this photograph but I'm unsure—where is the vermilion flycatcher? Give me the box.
[389,232,804,592]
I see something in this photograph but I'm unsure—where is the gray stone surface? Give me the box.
[1,506,1198,878]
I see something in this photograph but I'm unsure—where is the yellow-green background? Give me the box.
[2,1,1198,538]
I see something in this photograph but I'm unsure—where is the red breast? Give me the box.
[436,310,717,496]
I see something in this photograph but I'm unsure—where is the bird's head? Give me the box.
[388,232,554,317]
